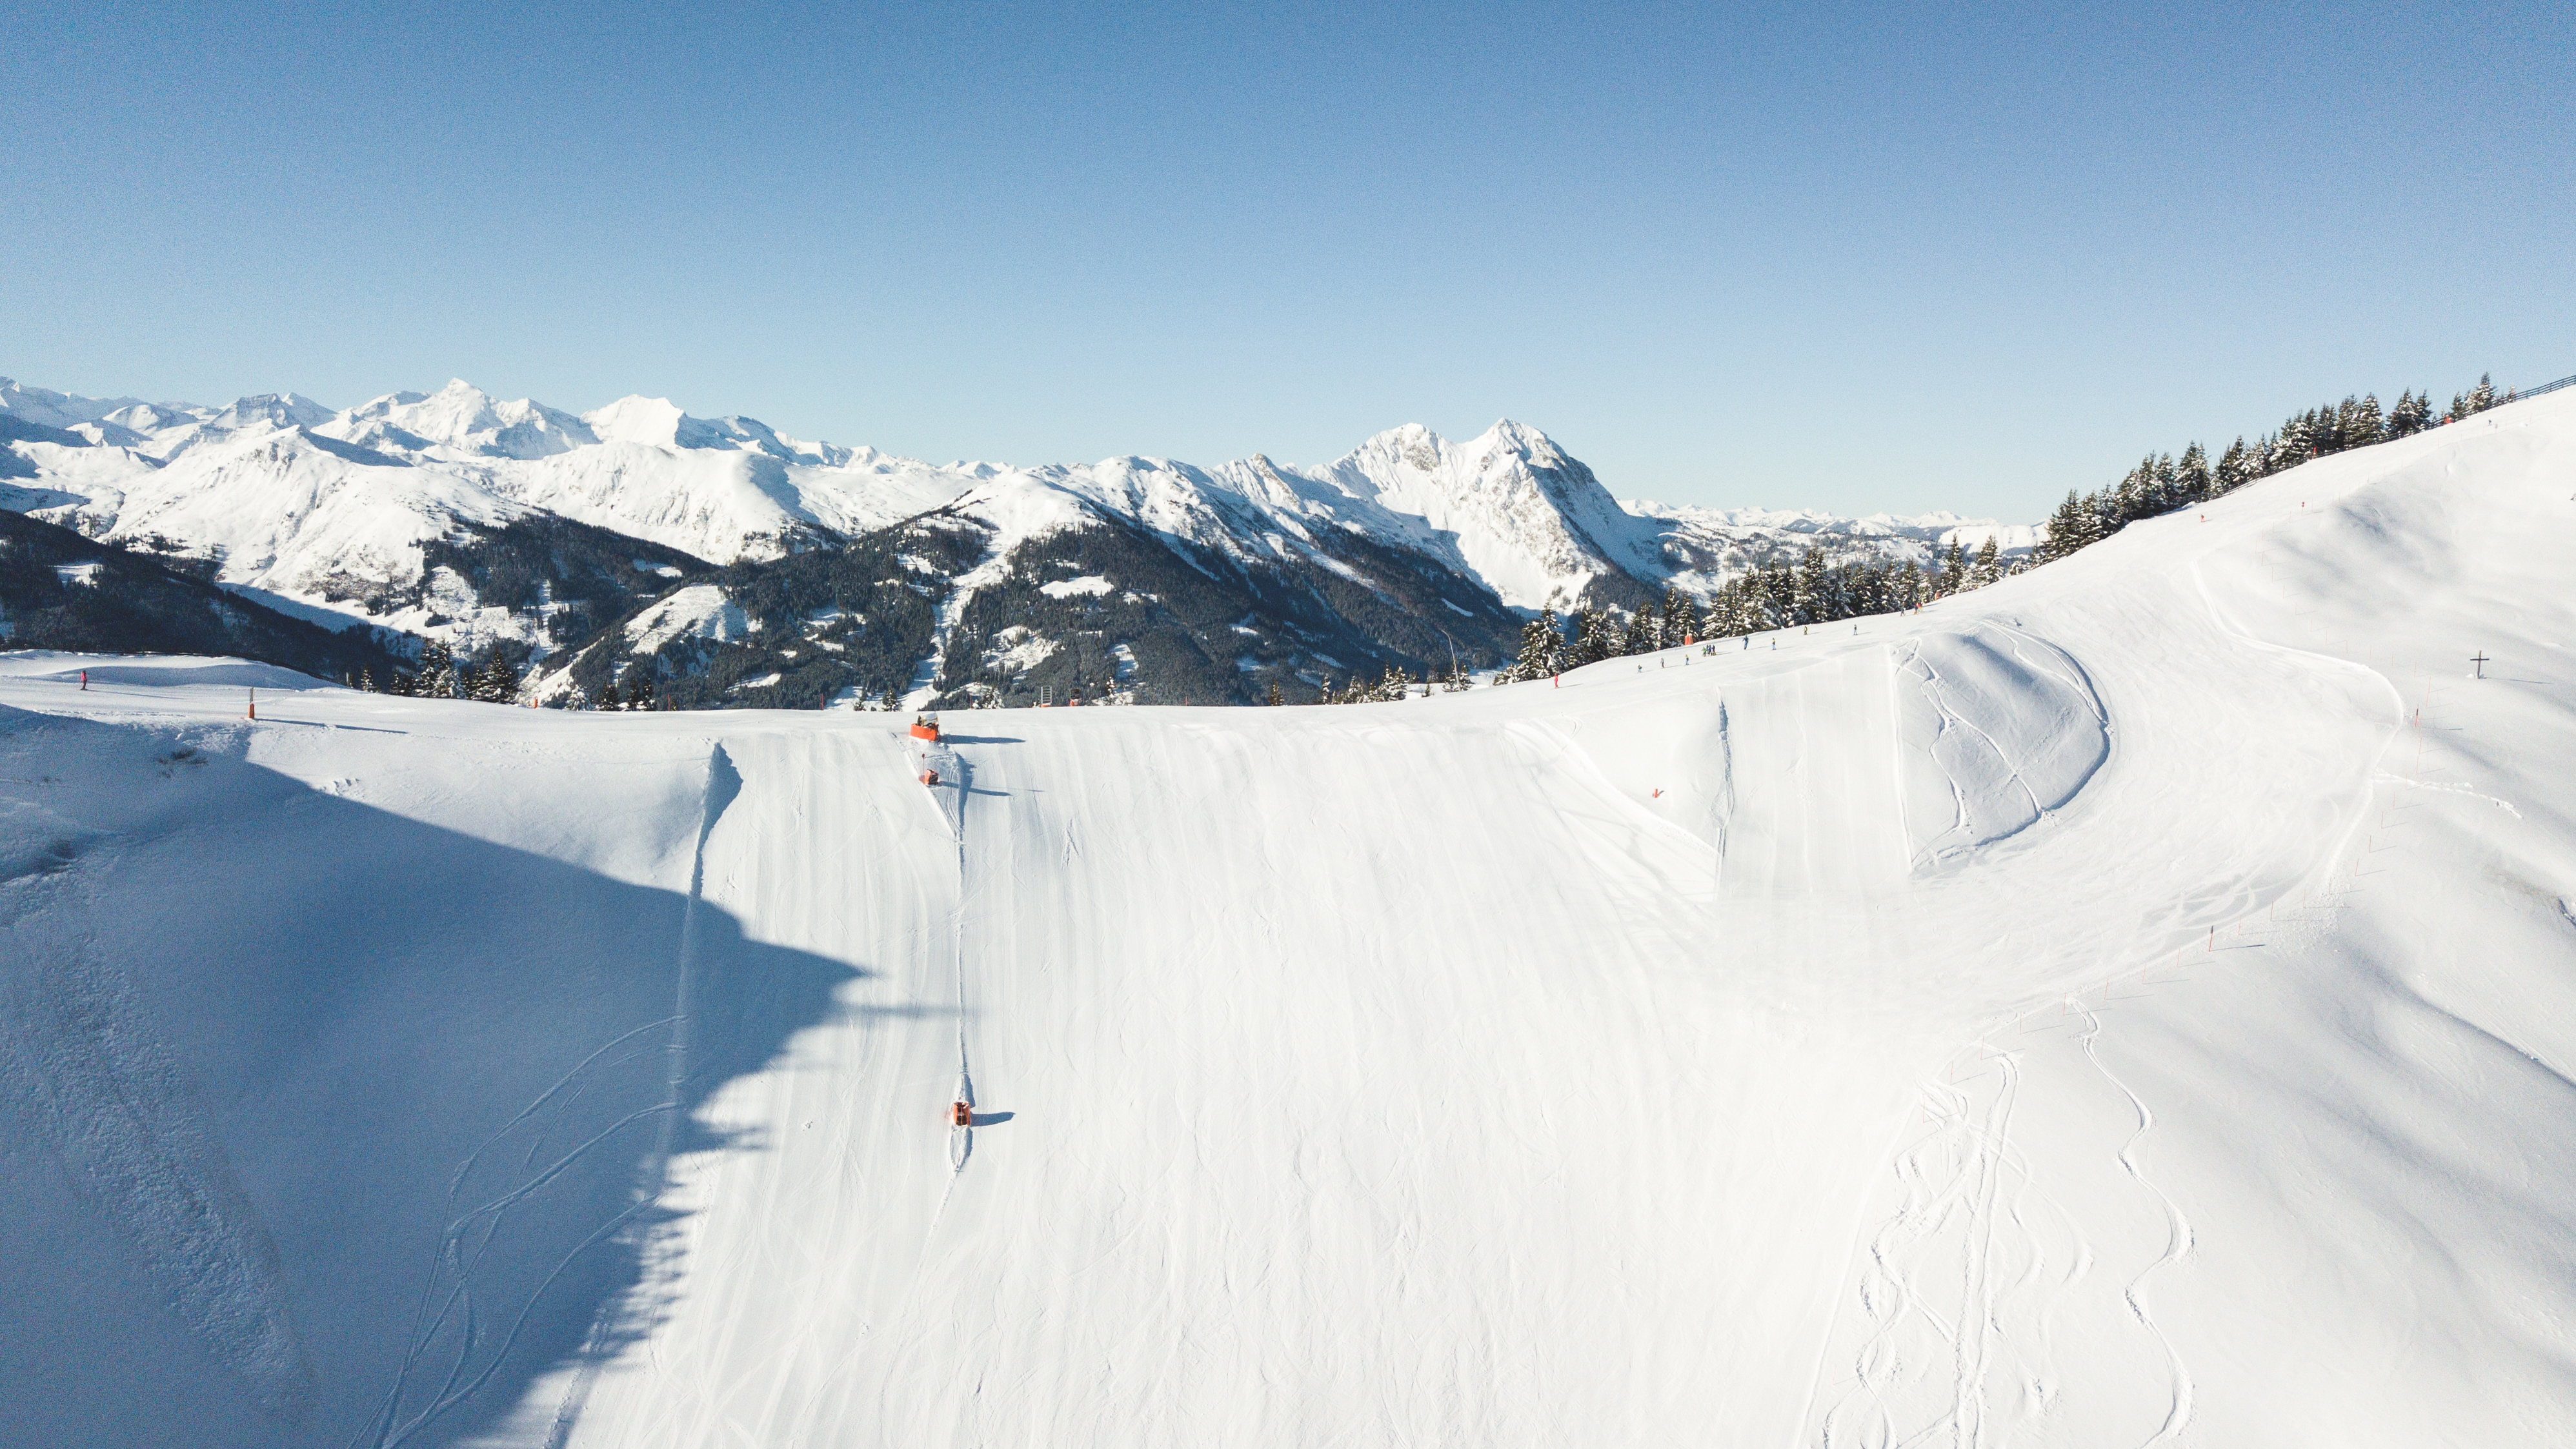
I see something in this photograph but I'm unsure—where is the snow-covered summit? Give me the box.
[579,394,854,468]
[1265,417,1667,608]
[0,376,156,430]
[2,372,2028,628]
[322,379,598,460]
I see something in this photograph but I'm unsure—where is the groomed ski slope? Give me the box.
[4,393,2574,1446]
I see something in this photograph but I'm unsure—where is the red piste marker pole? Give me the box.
[247,688,256,721]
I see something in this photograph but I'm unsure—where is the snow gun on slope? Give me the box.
[912,714,942,784]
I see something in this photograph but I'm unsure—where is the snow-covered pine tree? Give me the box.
[2262,426,2299,474]
[417,639,455,699]
[1621,607,1657,657]
[357,666,375,693]
[1970,535,2001,588]
[2468,374,2495,415]
[1791,547,1829,625]
[2175,442,2210,502]
[1669,593,1702,643]
[1513,610,1561,681]
[2037,491,2088,562]
[2351,394,2384,448]
[1265,679,1284,706]
[1581,608,1620,665]
[1935,541,1967,595]
[2390,390,2430,437]
[2288,409,2322,462]
[481,654,522,703]
[2214,438,2253,494]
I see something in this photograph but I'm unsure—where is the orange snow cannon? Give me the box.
[909,716,941,741]
[950,1101,972,1128]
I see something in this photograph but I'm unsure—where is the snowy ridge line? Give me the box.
[532,743,742,1448]
[1,370,2037,675]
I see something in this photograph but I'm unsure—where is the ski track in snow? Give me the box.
[1814,1049,2078,1449]
[365,746,739,1449]
[884,730,974,1338]
[2075,1006,2195,1446]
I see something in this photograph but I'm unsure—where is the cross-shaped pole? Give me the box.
[2471,650,2490,679]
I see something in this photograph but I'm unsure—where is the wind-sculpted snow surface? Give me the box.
[3,390,2576,1446]
[1897,623,2111,868]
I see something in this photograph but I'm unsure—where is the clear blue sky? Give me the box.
[7,1,2569,519]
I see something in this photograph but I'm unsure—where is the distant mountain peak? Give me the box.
[582,394,692,449]
[3,370,2035,654]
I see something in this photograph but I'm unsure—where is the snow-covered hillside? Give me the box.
[5,387,2571,1446]
[1,375,2018,630]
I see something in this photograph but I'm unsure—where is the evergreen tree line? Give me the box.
[1292,657,1478,704]
[1501,538,2012,683]
[351,638,672,709]
[2035,372,2511,563]
[353,639,528,703]
[571,670,663,710]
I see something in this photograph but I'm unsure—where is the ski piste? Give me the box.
[5,390,2575,1446]
[905,715,974,1177]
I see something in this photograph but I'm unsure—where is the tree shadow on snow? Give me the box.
[0,712,896,1449]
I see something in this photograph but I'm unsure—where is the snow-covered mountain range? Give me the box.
[1,375,2024,705]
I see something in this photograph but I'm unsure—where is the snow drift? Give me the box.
[3,390,2574,1446]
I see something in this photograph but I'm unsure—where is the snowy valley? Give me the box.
[3,386,2572,1445]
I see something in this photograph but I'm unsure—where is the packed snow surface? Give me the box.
[5,395,2575,1446]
